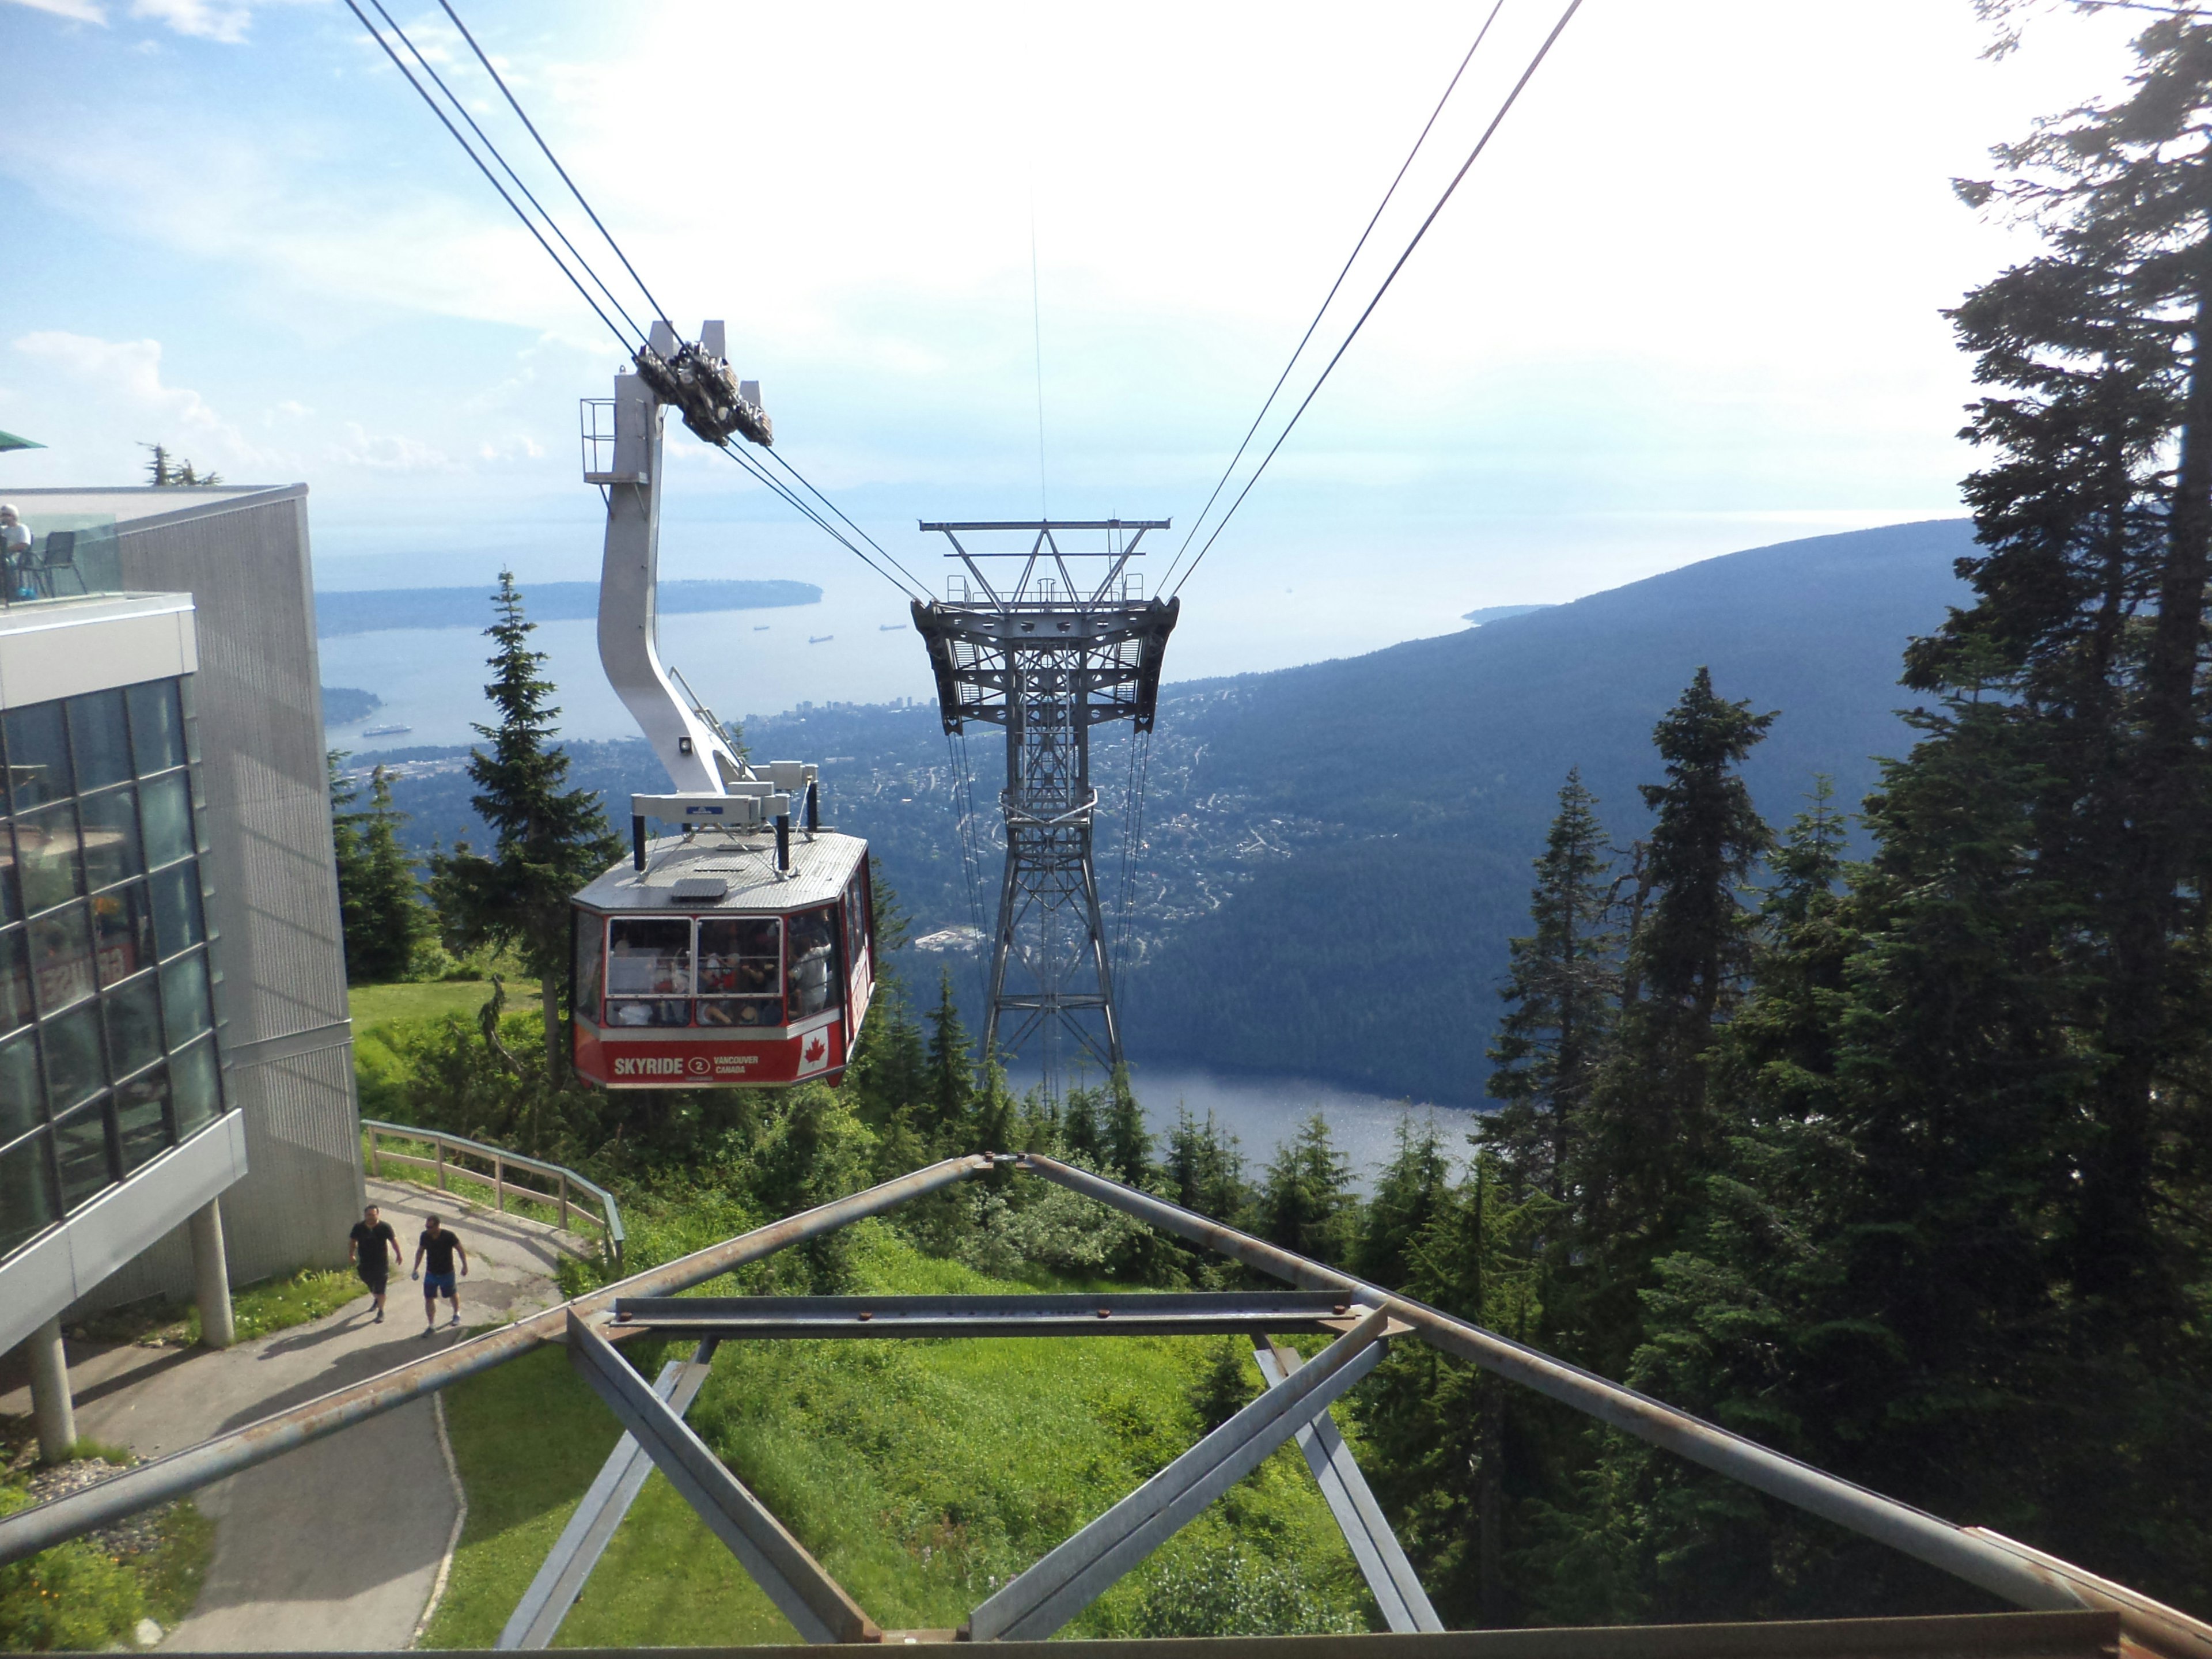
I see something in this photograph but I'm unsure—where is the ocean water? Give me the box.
[1013,1059,1481,1196]
[317,584,936,749]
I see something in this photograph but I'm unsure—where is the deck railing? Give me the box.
[362,1119,624,1265]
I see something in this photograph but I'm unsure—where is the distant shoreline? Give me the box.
[315,578,821,638]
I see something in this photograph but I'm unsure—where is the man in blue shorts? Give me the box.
[410,1214,469,1335]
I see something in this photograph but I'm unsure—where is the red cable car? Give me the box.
[567,321,873,1089]
[571,821,874,1089]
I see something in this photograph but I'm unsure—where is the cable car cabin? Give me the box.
[571,828,874,1089]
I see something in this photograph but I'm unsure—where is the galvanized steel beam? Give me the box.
[0,1156,989,1568]
[566,1313,876,1645]
[1014,1154,2212,1659]
[965,1305,1392,1642]
[1252,1338,1441,1633]
[611,1290,1357,1340]
[498,1340,718,1650]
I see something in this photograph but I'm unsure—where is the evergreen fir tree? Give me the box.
[1256,1113,1355,1266]
[1571,668,1771,1366]
[1164,1107,1249,1223]
[429,571,622,1071]
[922,967,975,1153]
[1483,770,1616,1199]
[1061,1085,1105,1164]
[328,752,425,983]
[1354,1116,1452,1291]
[1101,1065,1156,1184]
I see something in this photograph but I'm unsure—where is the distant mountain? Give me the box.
[1462,604,1555,625]
[369,519,1976,1105]
[316,578,820,638]
[1123,518,1976,1101]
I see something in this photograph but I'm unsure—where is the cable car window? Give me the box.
[698,917,781,1028]
[844,869,872,966]
[573,912,603,1021]
[605,917,692,1027]
[787,906,842,1018]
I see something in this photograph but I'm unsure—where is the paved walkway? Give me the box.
[0,1177,584,1651]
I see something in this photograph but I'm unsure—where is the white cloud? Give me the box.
[12,331,266,471]
[6,0,107,23]
[330,421,456,472]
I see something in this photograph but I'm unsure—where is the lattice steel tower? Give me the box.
[912,521,1178,1095]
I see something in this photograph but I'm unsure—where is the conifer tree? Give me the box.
[1572,669,1771,1361]
[1483,770,1615,1199]
[328,752,425,983]
[1931,13,2212,1330]
[1101,1065,1156,1184]
[922,967,975,1153]
[1164,1107,1249,1223]
[1256,1113,1355,1266]
[1354,1116,1452,1291]
[1061,1086,1105,1164]
[429,571,621,1071]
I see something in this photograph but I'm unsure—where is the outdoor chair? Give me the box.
[32,531,84,597]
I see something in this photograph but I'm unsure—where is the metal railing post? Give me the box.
[368,1126,382,1179]
[559,1172,571,1230]
[437,1140,447,1192]
[495,1154,506,1213]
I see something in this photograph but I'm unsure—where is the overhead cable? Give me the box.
[760,447,934,596]
[343,0,635,351]
[1159,0,1508,592]
[347,0,927,600]
[714,438,926,600]
[1171,0,1587,598]
[364,0,649,349]
[435,0,675,336]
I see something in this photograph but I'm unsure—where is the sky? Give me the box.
[0,0,2161,695]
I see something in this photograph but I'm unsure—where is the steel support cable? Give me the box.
[353,1,919,604]
[343,0,634,352]
[365,0,649,349]
[1158,0,1508,593]
[436,0,673,332]
[713,438,926,600]
[760,446,934,597]
[1171,0,1587,599]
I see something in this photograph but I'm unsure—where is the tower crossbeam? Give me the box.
[911,520,1178,1097]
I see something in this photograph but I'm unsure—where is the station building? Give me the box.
[0,484,361,1458]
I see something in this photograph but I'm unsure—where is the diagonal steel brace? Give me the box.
[1253,1338,1442,1633]
[565,1312,877,1643]
[964,1305,1393,1641]
[499,1339,719,1649]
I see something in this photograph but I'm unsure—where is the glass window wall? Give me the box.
[0,676,223,1264]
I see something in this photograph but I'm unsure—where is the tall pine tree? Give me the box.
[430,572,621,1071]
[1483,770,1616,1200]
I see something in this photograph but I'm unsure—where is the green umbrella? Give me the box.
[0,431,44,453]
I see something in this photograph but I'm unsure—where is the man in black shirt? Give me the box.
[410,1215,470,1335]
[347,1205,401,1324]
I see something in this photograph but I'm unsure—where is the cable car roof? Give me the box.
[575,830,866,914]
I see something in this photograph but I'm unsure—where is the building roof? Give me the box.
[0,484,305,531]
[576,830,867,914]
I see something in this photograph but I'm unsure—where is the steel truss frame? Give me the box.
[911,521,1179,1094]
[1,1153,2207,1659]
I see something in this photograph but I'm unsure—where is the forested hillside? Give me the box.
[360,519,1970,1101]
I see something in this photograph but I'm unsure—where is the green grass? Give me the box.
[70,1268,366,1349]
[349,980,541,1030]
[423,1223,1372,1647]
[0,1465,213,1650]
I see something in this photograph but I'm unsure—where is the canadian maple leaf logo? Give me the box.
[805,1035,827,1063]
